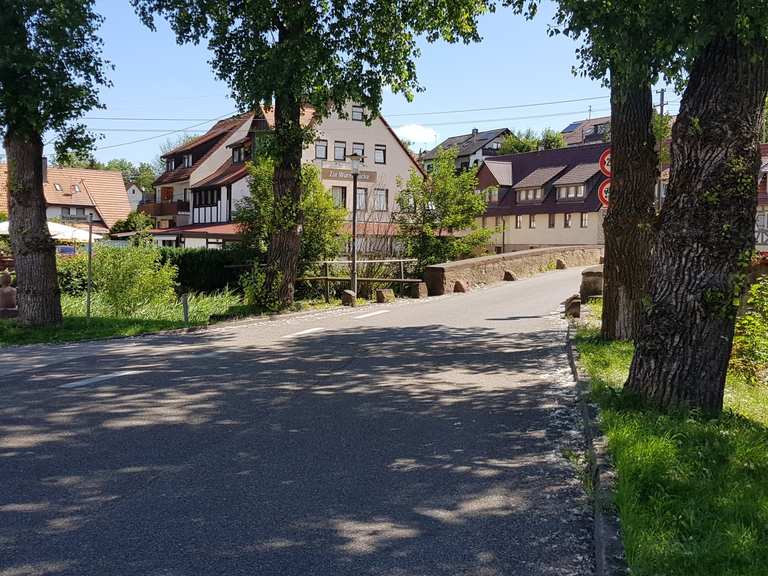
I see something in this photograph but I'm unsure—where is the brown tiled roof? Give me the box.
[483,160,514,187]
[551,163,601,187]
[259,106,318,130]
[422,128,510,161]
[150,222,240,239]
[512,165,567,189]
[192,159,249,189]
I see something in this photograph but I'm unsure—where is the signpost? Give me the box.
[599,148,612,177]
[598,179,611,208]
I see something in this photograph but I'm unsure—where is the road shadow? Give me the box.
[0,323,592,576]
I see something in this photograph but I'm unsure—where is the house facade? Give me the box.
[421,128,510,172]
[0,163,131,234]
[126,182,145,212]
[560,116,611,147]
[149,104,422,249]
[477,143,610,252]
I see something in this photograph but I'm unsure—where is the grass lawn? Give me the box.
[576,307,768,575]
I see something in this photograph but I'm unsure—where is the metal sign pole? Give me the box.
[86,214,93,323]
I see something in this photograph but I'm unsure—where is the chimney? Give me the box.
[472,128,479,140]
[42,157,48,182]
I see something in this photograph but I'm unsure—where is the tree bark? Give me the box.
[626,36,768,412]
[601,76,658,341]
[262,89,304,308]
[4,129,63,326]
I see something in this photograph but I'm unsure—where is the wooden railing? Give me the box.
[299,258,420,301]
[139,200,190,217]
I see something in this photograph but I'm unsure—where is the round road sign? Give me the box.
[598,179,611,207]
[599,148,612,177]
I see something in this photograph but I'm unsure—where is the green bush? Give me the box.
[93,245,177,317]
[158,247,249,293]
[57,254,89,295]
[731,275,768,385]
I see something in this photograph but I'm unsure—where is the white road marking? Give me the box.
[281,327,326,339]
[59,370,144,389]
[353,310,391,319]
[194,350,227,359]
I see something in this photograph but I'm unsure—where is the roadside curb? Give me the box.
[566,325,628,576]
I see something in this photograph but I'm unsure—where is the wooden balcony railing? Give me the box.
[139,200,190,217]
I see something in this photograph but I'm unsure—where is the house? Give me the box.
[125,182,145,212]
[148,104,423,250]
[476,143,610,251]
[560,116,611,146]
[421,128,510,172]
[0,163,131,235]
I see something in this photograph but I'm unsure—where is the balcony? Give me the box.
[139,200,190,217]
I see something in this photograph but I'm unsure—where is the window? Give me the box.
[529,214,536,229]
[352,142,365,158]
[61,207,71,217]
[374,144,386,164]
[166,159,175,172]
[196,188,220,208]
[487,188,498,204]
[564,213,572,228]
[356,187,367,211]
[53,183,63,192]
[183,154,193,168]
[331,186,347,208]
[72,184,81,193]
[351,105,364,121]
[535,188,543,200]
[334,141,346,161]
[315,139,328,160]
[548,213,556,228]
[580,212,589,228]
[75,207,85,217]
[373,188,388,211]
[232,148,244,164]
[515,215,522,229]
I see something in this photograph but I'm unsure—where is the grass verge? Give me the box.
[575,313,768,575]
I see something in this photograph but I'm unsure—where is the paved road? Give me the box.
[0,268,593,576]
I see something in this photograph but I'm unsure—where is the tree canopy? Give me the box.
[498,128,565,154]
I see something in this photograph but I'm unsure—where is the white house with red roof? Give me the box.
[147,104,423,249]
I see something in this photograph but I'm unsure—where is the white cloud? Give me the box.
[393,124,439,151]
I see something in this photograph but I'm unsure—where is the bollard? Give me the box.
[182,293,189,324]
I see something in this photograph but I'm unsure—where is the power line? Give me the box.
[85,116,219,122]
[90,128,208,133]
[411,107,613,128]
[94,111,237,151]
[385,95,610,118]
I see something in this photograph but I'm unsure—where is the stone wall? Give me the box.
[423,245,604,296]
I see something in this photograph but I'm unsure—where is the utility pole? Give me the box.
[656,88,666,211]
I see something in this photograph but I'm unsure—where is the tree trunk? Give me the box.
[4,130,63,326]
[262,90,304,308]
[601,76,658,340]
[626,36,768,412]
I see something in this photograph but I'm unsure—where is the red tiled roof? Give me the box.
[192,159,249,189]
[150,222,240,239]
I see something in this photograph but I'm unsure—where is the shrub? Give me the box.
[57,254,89,295]
[93,245,177,317]
[730,275,768,385]
[158,247,249,293]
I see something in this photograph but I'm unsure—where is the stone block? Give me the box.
[410,282,429,299]
[555,258,567,270]
[580,265,604,301]
[503,270,518,281]
[341,289,356,307]
[564,294,581,318]
[453,280,469,293]
[0,308,18,319]
[376,288,395,303]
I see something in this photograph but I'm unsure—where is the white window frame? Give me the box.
[183,154,193,168]
[373,188,388,211]
[581,212,589,228]
[334,141,346,161]
[351,105,364,121]
[356,187,368,211]
[352,142,365,158]
[315,139,328,160]
[564,213,573,228]
[331,186,346,208]
[515,215,522,229]
[529,214,536,229]
[374,144,386,164]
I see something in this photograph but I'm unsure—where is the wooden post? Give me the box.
[182,293,189,324]
[323,261,330,303]
[399,259,405,280]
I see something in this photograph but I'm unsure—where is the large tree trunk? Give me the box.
[262,89,304,308]
[4,130,62,326]
[601,76,658,341]
[626,36,768,412]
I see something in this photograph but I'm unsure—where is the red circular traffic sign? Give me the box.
[599,148,612,177]
[598,179,611,207]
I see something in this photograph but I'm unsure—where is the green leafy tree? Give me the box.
[499,129,539,154]
[53,150,104,169]
[1,0,109,326]
[111,211,155,236]
[135,162,158,199]
[540,128,566,150]
[652,110,672,166]
[153,134,198,175]
[132,0,494,309]
[104,158,139,183]
[396,147,491,271]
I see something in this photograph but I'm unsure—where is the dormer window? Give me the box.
[183,154,193,168]
[232,147,245,164]
[351,105,364,121]
[53,183,63,192]
[72,184,81,194]
[557,184,585,200]
[166,159,175,172]
[517,188,543,202]
[486,188,499,203]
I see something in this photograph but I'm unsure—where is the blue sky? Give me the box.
[52,0,680,165]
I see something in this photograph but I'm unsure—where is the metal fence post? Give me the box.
[86,215,93,324]
[323,261,330,303]
[182,293,189,324]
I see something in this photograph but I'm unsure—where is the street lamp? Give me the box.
[348,152,362,296]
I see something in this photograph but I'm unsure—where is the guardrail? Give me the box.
[299,258,420,301]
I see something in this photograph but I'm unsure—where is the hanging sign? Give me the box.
[599,148,612,177]
[598,179,611,207]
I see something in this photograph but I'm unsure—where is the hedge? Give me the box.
[158,247,250,293]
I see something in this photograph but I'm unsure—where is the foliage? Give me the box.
[0,0,110,156]
[731,276,768,386]
[652,110,672,166]
[540,128,566,150]
[158,247,249,294]
[0,235,10,256]
[57,254,89,296]
[499,128,564,155]
[576,324,768,576]
[234,157,346,271]
[154,134,199,175]
[92,245,177,317]
[396,147,491,270]
[111,211,155,236]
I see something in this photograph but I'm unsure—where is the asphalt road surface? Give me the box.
[0,268,593,576]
